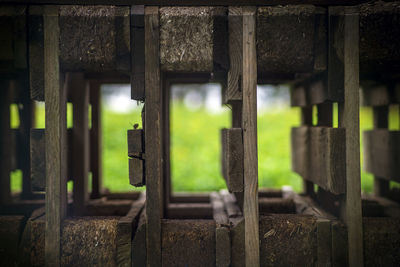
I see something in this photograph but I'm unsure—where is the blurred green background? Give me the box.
[9,84,400,194]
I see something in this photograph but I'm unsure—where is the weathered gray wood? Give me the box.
[225,7,242,104]
[144,6,163,267]
[257,5,326,75]
[127,129,144,156]
[162,78,171,216]
[317,102,333,127]
[0,80,12,205]
[372,106,389,197]
[242,7,259,267]
[31,129,45,192]
[291,126,346,195]
[210,192,230,267]
[131,5,145,101]
[28,6,45,101]
[159,7,213,72]
[116,193,145,267]
[317,219,332,267]
[336,6,363,266]
[363,129,400,183]
[300,106,314,196]
[89,81,102,199]
[43,5,67,266]
[132,208,146,267]
[68,72,89,216]
[221,128,243,193]
[361,82,392,107]
[220,190,242,218]
[129,157,144,187]
[59,6,130,72]
[167,203,213,219]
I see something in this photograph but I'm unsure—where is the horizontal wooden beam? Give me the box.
[363,129,400,182]
[166,203,213,219]
[361,81,400,106]
[0,0,374,6]
[291,126,346,195]
[221,128,243,193]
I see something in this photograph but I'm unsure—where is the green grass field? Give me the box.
[10,100,400,194]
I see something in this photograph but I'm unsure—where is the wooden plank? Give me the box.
[361,82,391,106]
[89,81,102,199]
[127,129,144,156]
[28,6,45,101]
[290,84,307,107]
[317,102,333,127]
[129,157,145,187]
[372,105,389,197]
[210,192,230,267]
[162,78,171,216]
[58,6,130,72]
[336,6,363,266]
[242,7,259,267]
[291,126,346,195]
[212,7,229,73]
[132,208,146,267]
[68,72,89,216]
[317,219,332,267]
[31,129,45,192]
[221,128,243,193]
[144,6,163,267]
[162,220,216,267]
[0,0,379,6]
[167,203,213,219]
[257,6,326,75]
[300,106,314,196]
[363,129,400,182]
[43,5,67,267]
[225,7,242,104]
[0,80,12,205]
[131,5,145,101]
[116,193,145,267]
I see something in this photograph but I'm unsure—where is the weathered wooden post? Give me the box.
[43,6,67,266]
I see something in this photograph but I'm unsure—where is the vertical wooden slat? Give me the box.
[0,80,12,205]
[242,6,259,267]
[44,5,67,267]
[18,77,35,199]
[89,81,102,199]
[131,5,145,101]
[372,106,389,197]
[337,6,363,266]
[226,7,243,104]
[69,72,89,215]
[317,102,333,127]
[301,106,314,196]
[145,6,163,267]
[163,78,171,214]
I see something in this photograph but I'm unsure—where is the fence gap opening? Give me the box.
[169,83,229,193]
[101,84,143,192]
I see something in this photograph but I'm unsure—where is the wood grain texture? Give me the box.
[132,208,146,267]
[131,5,145,101]
[116,193,145,267]
[127,129,144,156]
[129,157,144,187]
[89,81,102,199]
[144,6,163,267]
[336,6,363,266]
[225,7,242,104]
[43,5,67,267]
[221,128,243,193]
[242,8,259,266]
[291,126,346,195]
[363,129,400,183]
[68,72,89,216]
